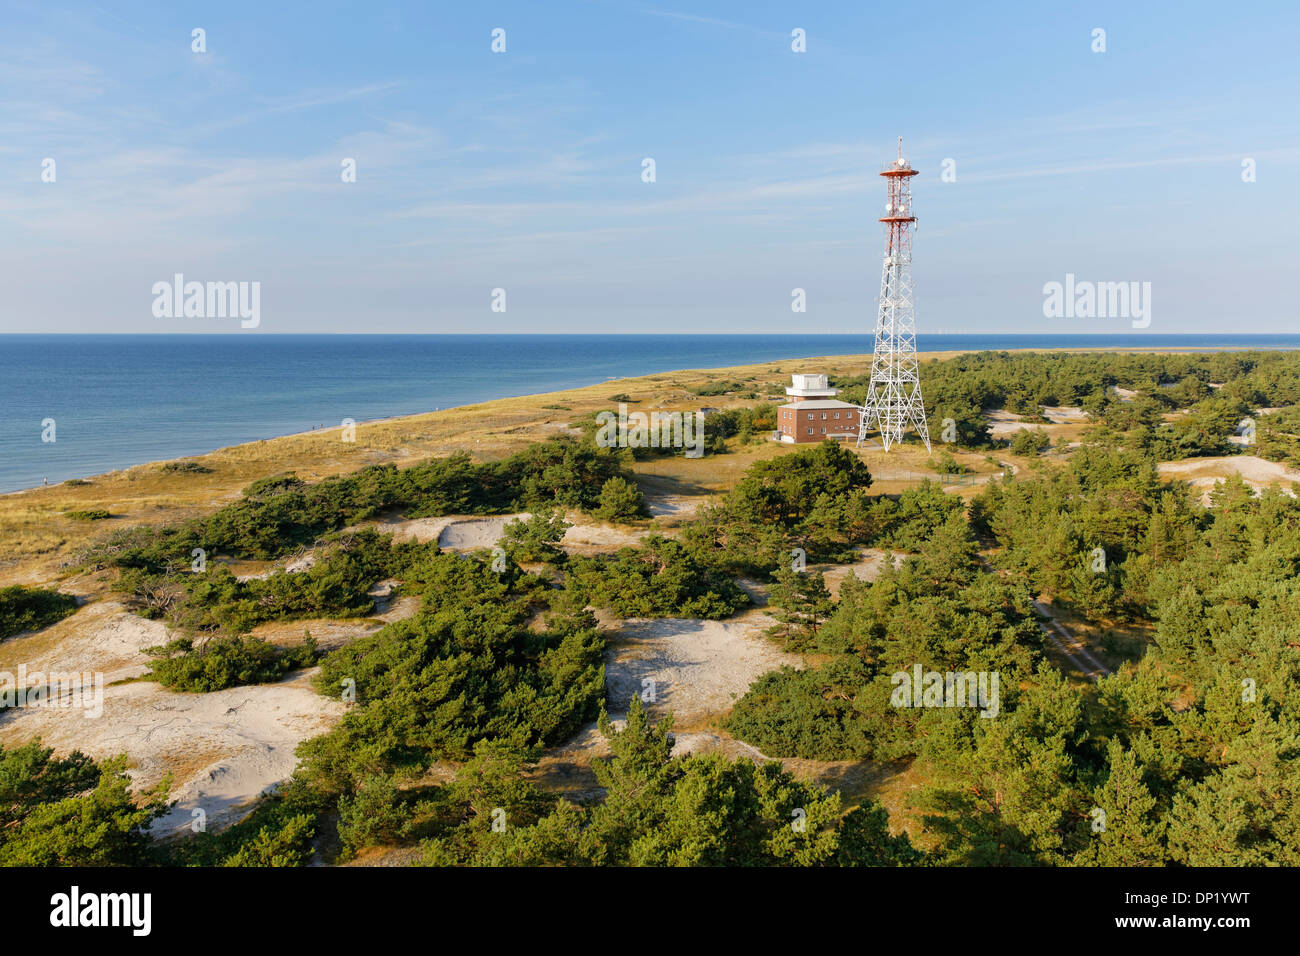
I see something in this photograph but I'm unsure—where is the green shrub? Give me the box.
[0,585,78,640]
[934,450,968,474]
[82,436,632,573]
[122,529,411,634]
[298,554,605,786]
[161,461,213,474]
[502,509,571,564]
[690,380,741,397]
[568,535,749,619]
[170,780,327,867]
[593,476,647,521]
[1009,428,1051,456]
[65,509,111,521]
[0,743,168,866]
[144,634,318,692]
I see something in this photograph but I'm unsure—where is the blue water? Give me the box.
[3,333,1300,495]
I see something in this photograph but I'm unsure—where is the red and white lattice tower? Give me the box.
[858,138,931,453]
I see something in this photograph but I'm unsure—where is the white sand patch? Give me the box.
[667,731,773,760]
[985,409,1026,438]
[1,600,347,835]
[1112,386,1139,401]
[366,513,528,550]
[1159,455,1300,504]
[284,552,317,574]
[1042,405,1088,424]
[987,407,1084,438]
[0,670,345,837]
[0,601,170,685]
[368,515,457,544]
[437,514,527,550]
[645,494,704,518]
[603,611,802,727]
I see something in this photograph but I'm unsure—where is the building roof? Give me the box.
[785,372,840,398]
[778,399,860,410]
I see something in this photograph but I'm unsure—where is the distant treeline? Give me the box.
[835,349,1300,459]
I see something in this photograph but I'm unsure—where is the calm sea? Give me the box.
[3,333,1299,494]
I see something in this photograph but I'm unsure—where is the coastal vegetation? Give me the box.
[80,436,636,572]
[4,348,1300,867]
[0,742,169,866]
[64,508,112,521]
[0,585,78,640]
[144,634,320,693]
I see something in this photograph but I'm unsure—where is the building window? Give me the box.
[821,427,826,434]
[807,428,813,435]
[834,412,840,419]
[821,413,827,419]
[807,413,813,420]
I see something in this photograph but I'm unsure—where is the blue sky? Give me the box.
[2,0,1297,333]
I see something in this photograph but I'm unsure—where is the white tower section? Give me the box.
[858,139,931,454]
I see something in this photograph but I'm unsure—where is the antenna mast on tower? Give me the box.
[858,138,931,453]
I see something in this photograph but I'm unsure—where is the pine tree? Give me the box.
[765,565,834,647]
[1076,743,1166,866]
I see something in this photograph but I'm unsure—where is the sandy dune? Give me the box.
[984,409,1029,438]
[985,407,1085,439]
[0,600,167,686]
[1042,406,1088,423]
[436,515,523,550]
[1,672,344,837]
[603,611,802,728]
[1159,455,1300,503]
[374,510,652,556]
[645,494,704,519]
[369,513,525,550]
[0,599,348,836]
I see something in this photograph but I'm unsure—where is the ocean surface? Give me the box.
[3,333,1300,495]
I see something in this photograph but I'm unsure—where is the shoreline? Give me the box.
[3,342,1290,498]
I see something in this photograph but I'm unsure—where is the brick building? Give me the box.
[775,374,861,444]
